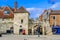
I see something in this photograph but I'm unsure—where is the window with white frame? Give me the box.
[4,10,10,15]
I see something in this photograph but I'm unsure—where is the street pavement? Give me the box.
[0,34,60,40]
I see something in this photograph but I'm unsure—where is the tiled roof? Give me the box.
[0,6,14,18]
[52,10,60,12]
[14,6,29,13]
[50,10,60,15]
[0,10,4,18]
[19,6,29,13]
[0,6,29,18]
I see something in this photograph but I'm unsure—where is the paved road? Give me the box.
[0,34,60,40]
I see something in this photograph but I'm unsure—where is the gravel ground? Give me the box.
[0,34,60,40]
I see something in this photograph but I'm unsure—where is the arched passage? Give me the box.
[32,24,43,35]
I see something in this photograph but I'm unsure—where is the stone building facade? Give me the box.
[39,9,60,35]
[49,10,60,26]
[0,1,29,35]
[39,9,53,35]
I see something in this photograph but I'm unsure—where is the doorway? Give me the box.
[28,29,32,35]
[6,27,14,34]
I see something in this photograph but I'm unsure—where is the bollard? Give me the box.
[0,34,2,37]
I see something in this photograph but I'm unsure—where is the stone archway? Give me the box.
[32,24,43,35]
[28,29,32,35]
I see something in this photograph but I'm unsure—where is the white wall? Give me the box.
[14,13,29,35]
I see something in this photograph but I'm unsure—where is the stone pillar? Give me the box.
[42,20,45,35]
[42,25,45,35]
[32,26,34,35]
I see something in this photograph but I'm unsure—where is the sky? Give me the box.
[0,0,60,19]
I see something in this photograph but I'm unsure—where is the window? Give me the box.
[47,12,48,15]
[4,10,10,15]
[53,16,56,20]
[21,19,23,23]
[20,25,22,27]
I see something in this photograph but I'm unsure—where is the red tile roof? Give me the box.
[0,6,29,18]
[0,6,14,18]
[50,10,60,15]
[0,10,4,18]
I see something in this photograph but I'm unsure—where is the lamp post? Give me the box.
[37,19,40,37]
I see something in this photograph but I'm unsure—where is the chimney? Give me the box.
[14,1,17,11]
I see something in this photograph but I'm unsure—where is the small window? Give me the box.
[53,16,56,20]
[4,10,10,15]
[21,19,23,23]
[47,12,48,15]
[20,25,22,27]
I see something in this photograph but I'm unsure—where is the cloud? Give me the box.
[26,8,44,19]
[26,8,35,11]
[26,3,60,19]
[50,2,60,9]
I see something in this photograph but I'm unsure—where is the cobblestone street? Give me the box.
[0,34,60,40]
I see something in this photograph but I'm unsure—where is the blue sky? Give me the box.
[0,0,60,19]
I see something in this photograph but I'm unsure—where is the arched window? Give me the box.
[53,16,56,20]
[20,25,22,27]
